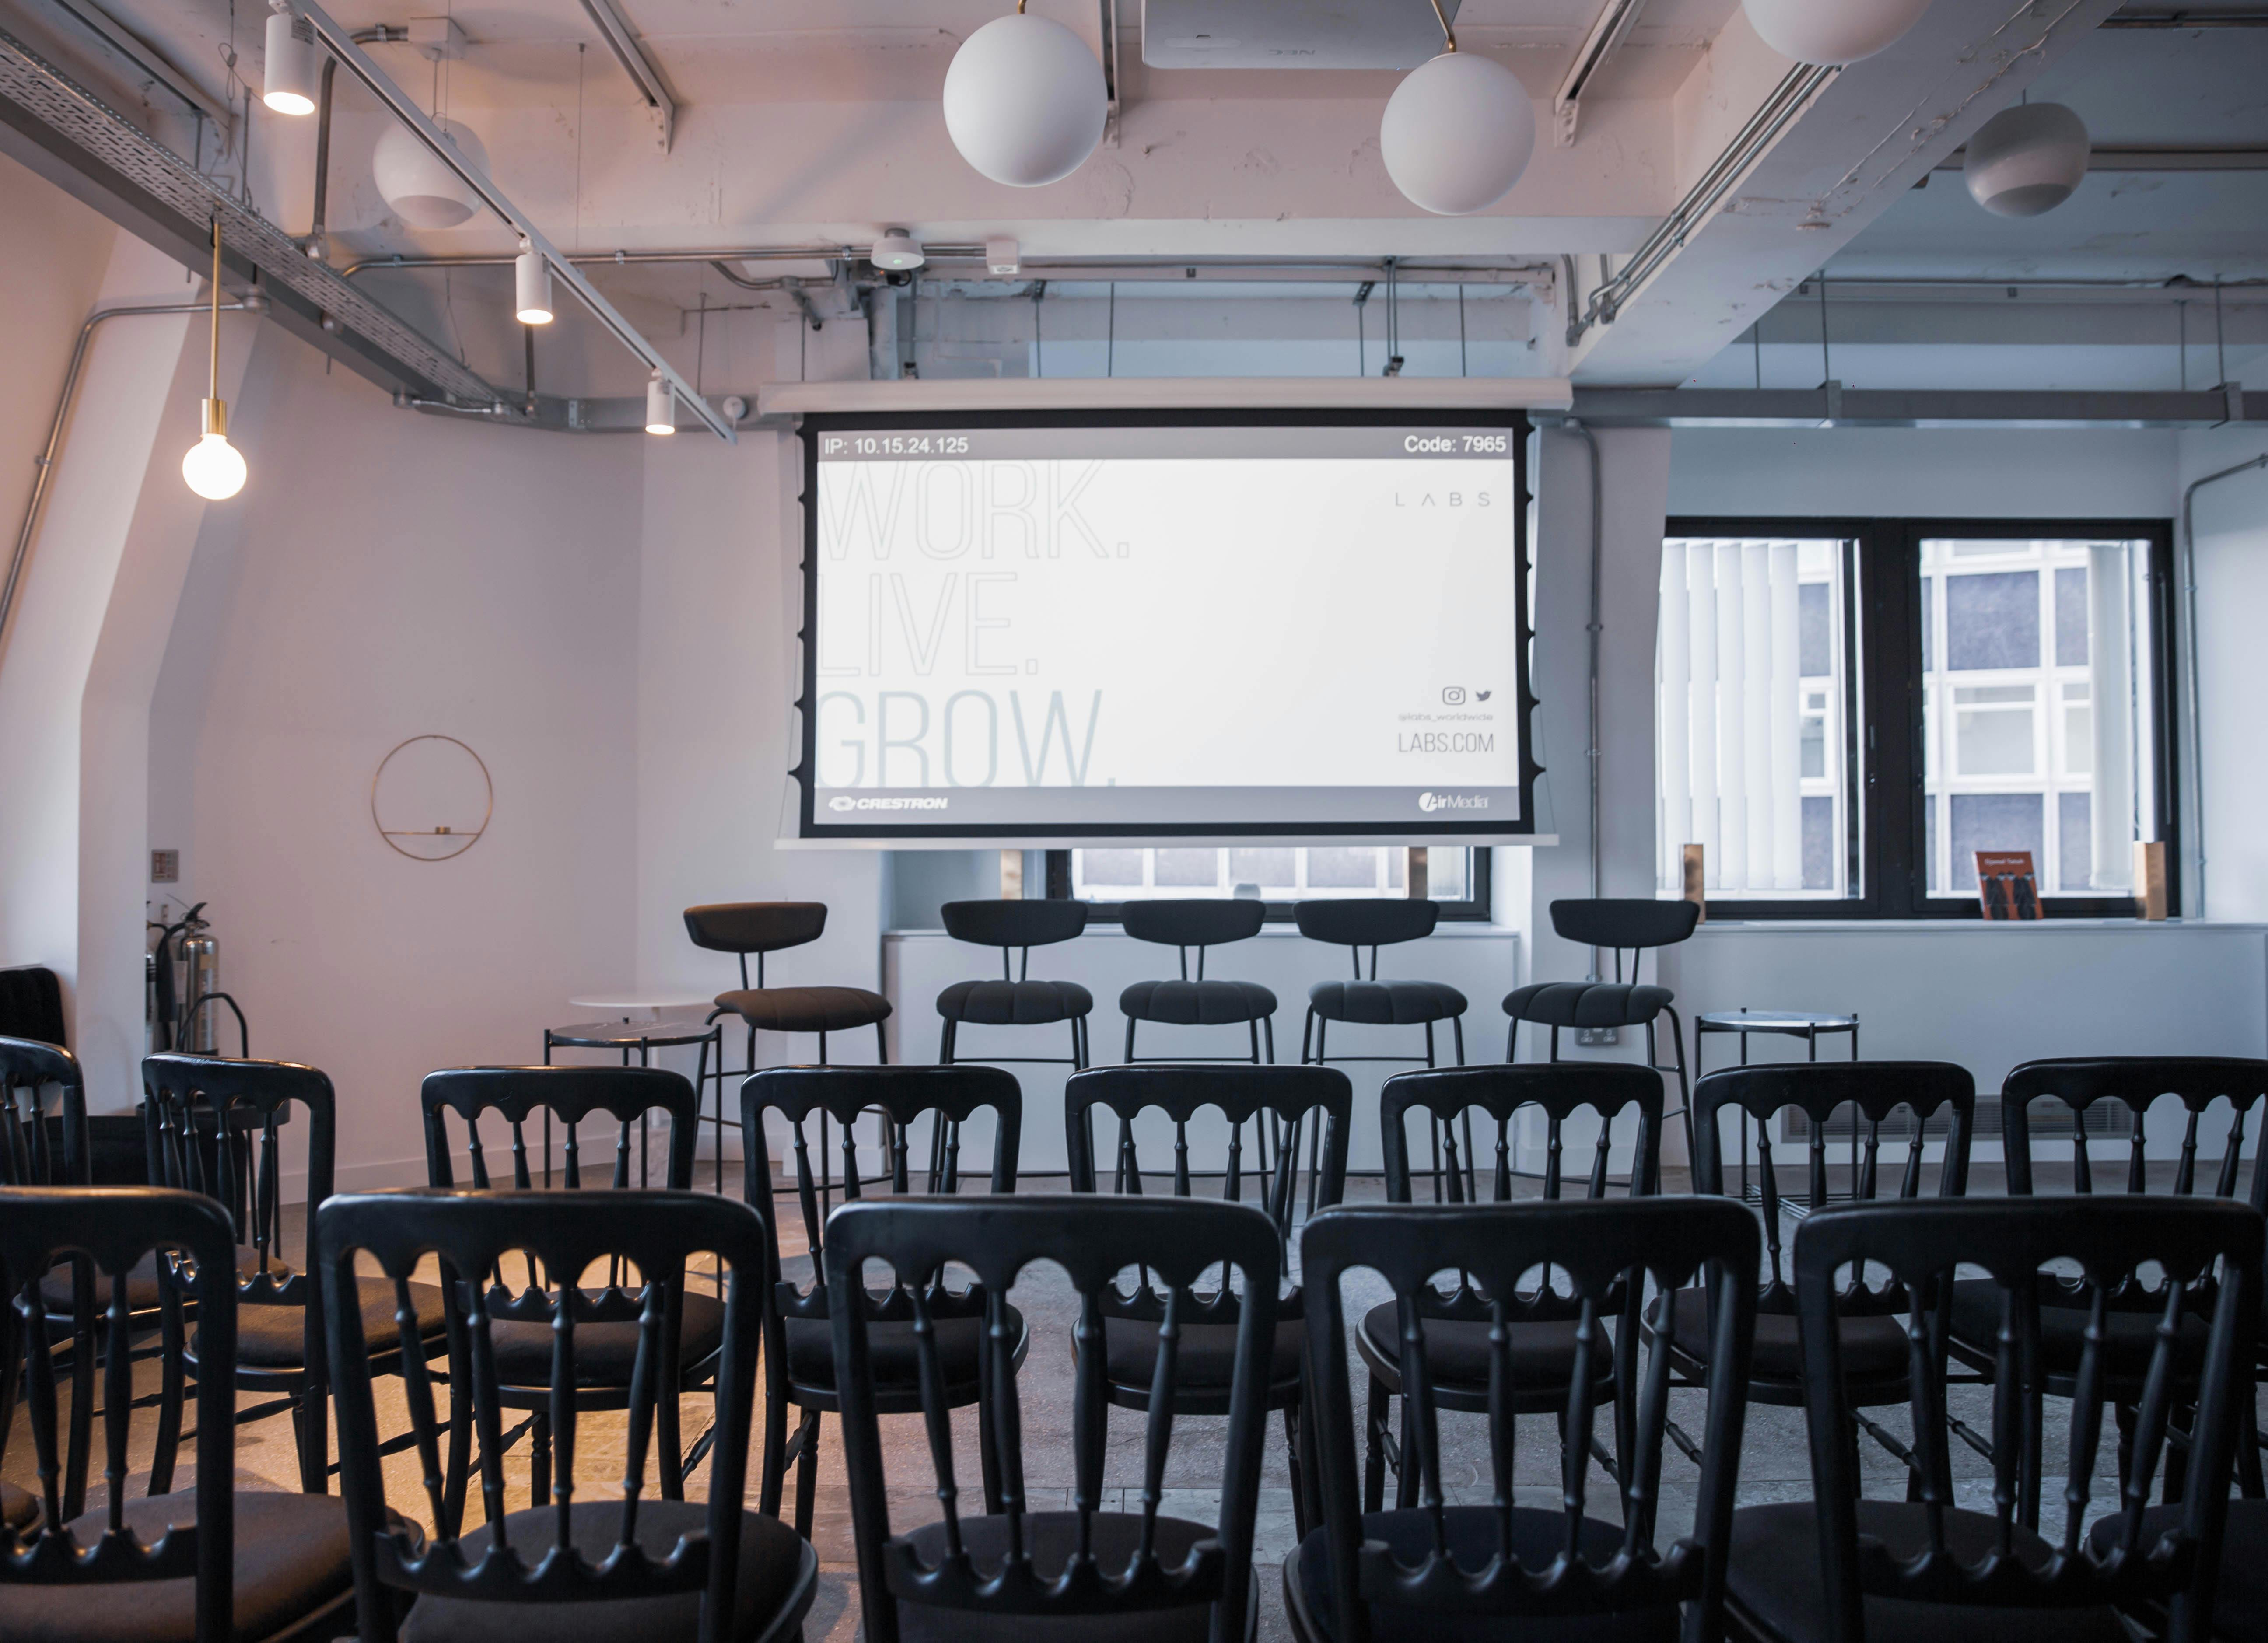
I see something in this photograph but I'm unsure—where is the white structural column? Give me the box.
[0,233,249,1107]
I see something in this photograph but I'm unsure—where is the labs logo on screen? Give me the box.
[1418,792,1490,814]
[828,795,949,813]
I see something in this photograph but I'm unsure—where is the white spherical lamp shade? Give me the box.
[182,433,247,500]
[1743,0,1932,64]
[1381,52,1536,217]
[942,12,1106,187]
[1964,101,2090,218]
[373,119,490,229]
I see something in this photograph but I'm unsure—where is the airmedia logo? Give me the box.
[829,795,949,813]
[1418,792,1490,814]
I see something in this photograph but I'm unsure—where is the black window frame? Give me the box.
[1666,514,2179,922]
[1043,846,1494,924]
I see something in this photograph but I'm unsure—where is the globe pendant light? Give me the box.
[943,0,1107,187]
[514,239,553,324]
[373,117,490,229]
[262,0,318,115]
[1964,101,2090,218]
[182,220,248,502]
[1742,0,1932,65]
[645,371,676,436]
[1381,0,1535,217]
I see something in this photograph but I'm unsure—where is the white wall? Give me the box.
[2174,426,2268,924]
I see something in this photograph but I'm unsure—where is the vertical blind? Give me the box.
[1658,540,1805,895]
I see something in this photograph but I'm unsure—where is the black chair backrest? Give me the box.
[1381,1063,1664,1204]
[0,1186,238,1624]
[682,901,828,988]
[1303,1197,1759,1643]
[941,898,1088,981]
[0,1036,87,1187]
[2001,1056,2268,1210]
[1547,898,1698,983]
[1794,1195,2259,1642]
[739,1065,1019,1334]
[321,1188,766,1635]
[1066,1063,1351,1236]
[1295,900,1439,980]
[144,1051,330,1276]
[0,967,66,1046]
[1120,898,1265,982]
[826,1193,1279,1643]
[1694,1062,1974,1307]
[421,1065,698,1193]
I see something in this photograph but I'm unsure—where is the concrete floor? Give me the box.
[2,1169,2222,1643]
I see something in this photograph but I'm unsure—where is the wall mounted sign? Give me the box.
[371,735,492,861]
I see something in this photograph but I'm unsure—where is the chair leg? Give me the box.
[794,1410,821,1541]
[298,1380,330,1494]
[443,1333,473,1536]
[1125,1016,1138,1064]
[977,1386,1006,1516]
[940,1018,956,1066]
[529,1412,552,1513]
[2241,1379,2266,1499]
[658,1361,686,1501]
[1424,1021,1436,1069]
[1283,1402,1310,1541]
[760,1379,789,1518]
[1659,1004,1695,1179]
[1249,1017,1261,1065]
[1452,1016,1465,1067]
[1364,1374,1390,1513]
[1264,1015,1275,1065]
[876,1021,889,1065]
[1395,1394,1420,1509]
[148,1297,187,1499]
[1505,1019,1519,1064]
[1301,1009,1315,1065]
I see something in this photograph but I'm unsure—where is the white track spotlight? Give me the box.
[871,229,926,272]
[942,2,1107,187]
[262,2,318,115]
[372,118,490,229]
[182,221,247,501]
[1742,0,1932,65]
[1964,101,2091,218]
[645,371,676,436]
[1381,2,1535,216]
[513,240,553,324]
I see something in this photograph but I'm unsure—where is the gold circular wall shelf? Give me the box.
[371,735,493,861]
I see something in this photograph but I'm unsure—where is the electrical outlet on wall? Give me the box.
[1575,1026,1620,1046]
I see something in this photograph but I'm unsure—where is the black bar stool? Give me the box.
[937,898,1094,1071]
[1118,899,1278,1063]
[1296,898,1468,1070]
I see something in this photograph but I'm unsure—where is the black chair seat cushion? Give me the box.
[1101,1312,1302,1391]
[2088,1497,2261,1639]
[1948,1280,2210,1382]
[488,1288,726,1387]
[1648,1290,1909,1385]
[39,1245,262,1314]
[0,1487,354,1643]
[713,986,892,1035]
[1120,979,1278,1027]
[1290,1505,1680,1641]
[1503,982,1673,1030]
[896,1510,1219,1643]
[1726,1500,2128,1643]
[1,1480,35,1531]
[402,1498,814,1643]
[201,1276,449,1370]
[782,1303,1024,1397]
[1309,980,1469,1027]
[938,978,1095,1027]
[1363,1302,1615,1388]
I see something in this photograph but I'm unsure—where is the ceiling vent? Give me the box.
[1141,0,1460,69]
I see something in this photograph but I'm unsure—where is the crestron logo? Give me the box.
[828,795,948,813]
[1418,792,1490,813]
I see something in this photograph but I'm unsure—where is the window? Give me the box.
[1659,517,2176,919]
[1046,847,1489,920]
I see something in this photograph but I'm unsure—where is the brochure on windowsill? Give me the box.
[1975,851,2044,920]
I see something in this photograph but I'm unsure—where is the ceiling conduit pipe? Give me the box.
[2178,450,2268,919]
[2,297,251,657]
[307,24,404,262]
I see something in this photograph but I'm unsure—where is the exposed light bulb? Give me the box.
[262,3,318,115]
[645,371,676,435]
[182,399,247,500]
[514,241,553,325]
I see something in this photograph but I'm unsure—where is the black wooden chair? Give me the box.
[937,898,1095,1071]
[1725,1194,2259,1643]
[1291,1195,1759,1643]
[1065,1063,1351,1535]
[1503,898,1697,1163]
[1295,900,1468,1071]
[1950,1056,2268,1502]
[1677,1062,1974,1478]
[0,1184,361,1641]
[1362,1063,1666,1514]
[421,1065,714,1531]
[143,1052,448,1496]
[3,1035,95,1522]
[739,1063,1025,1539]
[827,1192,1281,1643]
[320,1186,817,1643]
[1120,900,1280,1063]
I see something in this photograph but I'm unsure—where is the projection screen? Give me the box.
[795,410,1534,843]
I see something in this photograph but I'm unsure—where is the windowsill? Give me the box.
[1691,917,2268,933]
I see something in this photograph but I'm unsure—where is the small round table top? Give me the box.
[545,1017,720,1049]
[567,995,713,1015]
[1696,1010,1858,1032]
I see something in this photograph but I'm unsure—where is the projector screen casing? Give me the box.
[794,408,1536,845]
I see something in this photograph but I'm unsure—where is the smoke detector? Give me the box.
[1141,0,1460,69]
[870,229,926,272]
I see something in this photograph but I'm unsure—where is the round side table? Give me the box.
[1695,1008,1860,1214]
[541,1012,725,1191]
